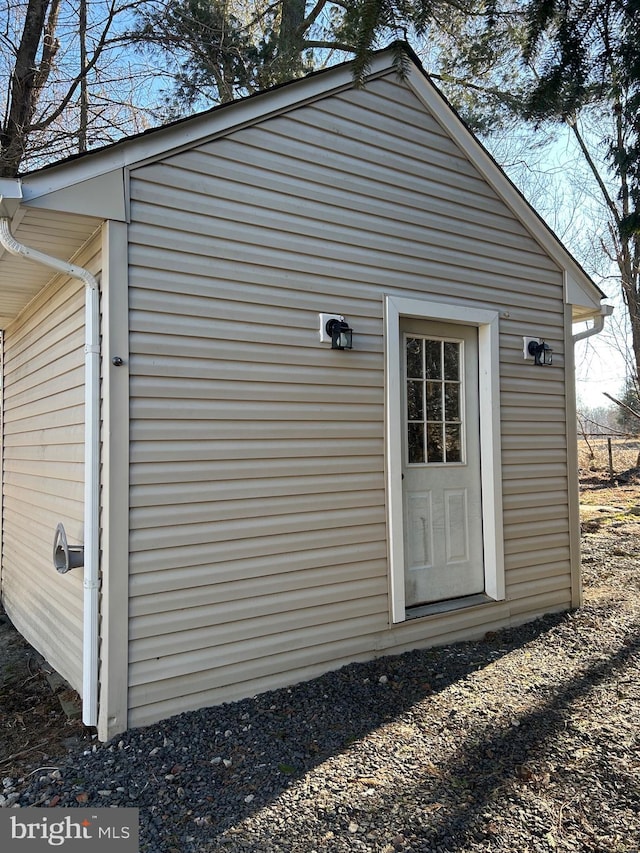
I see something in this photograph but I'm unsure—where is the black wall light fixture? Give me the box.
[326,317,353,350]
[524,337,553,366]
[318,313,353,350]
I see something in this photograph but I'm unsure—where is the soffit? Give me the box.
[0,208,101,328]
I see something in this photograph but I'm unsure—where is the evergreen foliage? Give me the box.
[520,1,639,237]
[134,0,265,108]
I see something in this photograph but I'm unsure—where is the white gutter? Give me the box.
[0,214,100,729]
[573,304,614,343]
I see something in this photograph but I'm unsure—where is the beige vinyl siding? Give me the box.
[1,236,99,693]
[126,73,571,727]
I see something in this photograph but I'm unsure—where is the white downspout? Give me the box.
[573,304,614,343]
[0,216,100,729]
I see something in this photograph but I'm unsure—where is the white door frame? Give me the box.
[385,294,505,623]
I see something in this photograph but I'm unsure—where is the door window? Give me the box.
[406,337,463,465]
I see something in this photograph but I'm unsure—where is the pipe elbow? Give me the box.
[0,216,98,292]
[573,304,614,343]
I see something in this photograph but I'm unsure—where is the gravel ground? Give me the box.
[2,514,639,852]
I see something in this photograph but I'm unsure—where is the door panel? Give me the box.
[444,489,469,563]
[401,319,484,606]
[406,490,433,570]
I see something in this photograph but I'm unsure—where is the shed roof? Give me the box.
[0,43,605,327]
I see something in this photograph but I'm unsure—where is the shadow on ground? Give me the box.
[13,601,639,852]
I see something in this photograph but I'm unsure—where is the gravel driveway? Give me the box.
[2,512,639,852]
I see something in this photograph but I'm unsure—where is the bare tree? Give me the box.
[0,0,165,175]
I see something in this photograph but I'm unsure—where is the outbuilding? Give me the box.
[0,45,608,741]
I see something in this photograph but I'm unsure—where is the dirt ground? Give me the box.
[1,454,639,797]
[0,609,88,783]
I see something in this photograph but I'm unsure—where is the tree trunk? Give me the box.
[0,0,62,176]
[79,0,88,153]
[0,0,51,175]
[274,0,307,80]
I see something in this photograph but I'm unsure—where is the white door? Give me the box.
[401,319,484,606]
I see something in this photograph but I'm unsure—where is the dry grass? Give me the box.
[578,438,640,538]
[578,436,640,477]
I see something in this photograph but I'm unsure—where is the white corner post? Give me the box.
[0,216,100,728]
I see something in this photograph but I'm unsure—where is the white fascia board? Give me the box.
[125,59,393,172]
[404,65,606,311]
[0,178,22,217]
[16,54,394,206]
[0,178,22,196]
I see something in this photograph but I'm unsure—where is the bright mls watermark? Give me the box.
[0,808,138,851]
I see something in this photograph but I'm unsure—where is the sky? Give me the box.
[575,332,626,410]
[1,6,628,413]
[478,120,627,413]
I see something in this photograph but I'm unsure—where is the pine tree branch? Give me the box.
[429,71,520,105]
[302,39,354,52]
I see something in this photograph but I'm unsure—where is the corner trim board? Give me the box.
[98,220,130,741]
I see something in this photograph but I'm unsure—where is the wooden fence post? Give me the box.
[607,437,614,482]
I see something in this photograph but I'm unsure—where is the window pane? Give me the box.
[426,382,442,420]
[426,423,443,463]
[406,338,423,378]
[405,335,465,466]
[407,381,423,420]
[425,340,442,379]
[408,423,425,463]
[444,382,460,421]
[446,424,462,462]
[444,342,460,380]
